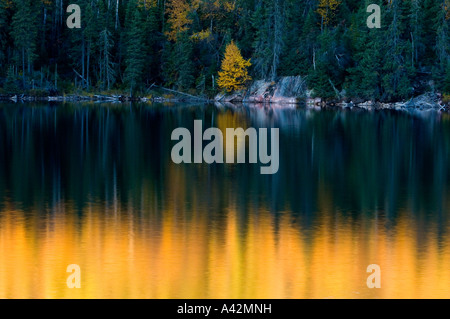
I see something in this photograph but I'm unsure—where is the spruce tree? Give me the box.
[4,65,18,92]
[252,0,285,81]
[381,0,413,101]
[278,0,308,77]
[422,0,440,66]
[0,0,8,69]
[11,0,38,88]
[432,0,450,94]
[346,0,383,100]
[0,0,446,99]
[173,33,195,91]
[99,28,116,91]
[68,0,98,90]
[124,3,146,95]
[408,0,425,68]
[143,4,163,85]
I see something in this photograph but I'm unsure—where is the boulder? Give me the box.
[215,76,307,104]
[404,92,442,109]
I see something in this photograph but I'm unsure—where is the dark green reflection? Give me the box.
[0,103,449,236]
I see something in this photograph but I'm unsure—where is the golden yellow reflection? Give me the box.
[0,197,449,299]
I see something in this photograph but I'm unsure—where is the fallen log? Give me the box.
[152,85,209,101]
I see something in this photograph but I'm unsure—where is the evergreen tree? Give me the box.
[173,33,196,91]
[443,61,450,95]
[307,26,348,101]
[143,3,163,85]
[11,0,38,88]
[422,0,440,66]
[4,65,18,92]
[99,28,116,91]
[408,0,425,68]
[252,0,285,81]
[300,7,321,76]
[0,0,9,69]
[68,0,98,90]
[278,0,308,77]
[96,0,117,91]
[124,2,146,94]
[381,0,414,101]
[433,0,450,94]
[0,0,447,100]
[346,0,383,100]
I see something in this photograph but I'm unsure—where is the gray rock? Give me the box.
[215,76,307,104]
[404,92,442,109]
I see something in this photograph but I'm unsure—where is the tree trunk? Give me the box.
[54,63,57,90]
[82,36,85,88]
[115,0,119,29]
[22,47,25,88]
[87,43,91,89]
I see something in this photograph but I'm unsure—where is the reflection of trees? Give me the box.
[0,104,449,246]
[1,199,449,298]
[0,104,450,298]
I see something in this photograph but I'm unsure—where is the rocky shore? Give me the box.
[1,76,448,112]
[214,76,449,111]
[0,93,198,103]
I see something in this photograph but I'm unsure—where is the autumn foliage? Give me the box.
[166,0,200,41]
[217,41,252,92]
[316,0,341,26]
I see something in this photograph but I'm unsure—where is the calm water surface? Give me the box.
[0,102,449,298]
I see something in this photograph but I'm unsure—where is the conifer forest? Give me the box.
[0,0,449,101]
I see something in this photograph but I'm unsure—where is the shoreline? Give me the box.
[0,93,207,104]
[1,92,448,112]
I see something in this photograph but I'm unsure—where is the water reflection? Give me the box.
[0,103,449,298]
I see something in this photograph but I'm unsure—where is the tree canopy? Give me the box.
[217,41,251,92]
[0,0,448,100]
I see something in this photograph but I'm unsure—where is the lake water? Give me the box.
[0,102,449,298]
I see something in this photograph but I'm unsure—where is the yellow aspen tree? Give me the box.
[445,0,450,20]
[165,0,199,41]
[1,0,15,7]
[316,0,341,27]
[190,0,238,42]
[217,41,252,92]
[137,0,157,9]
